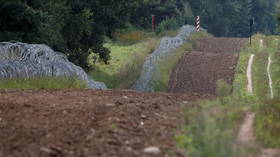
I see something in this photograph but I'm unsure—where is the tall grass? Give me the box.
[216,79,232,105]
[0,77,87,89]
[90,37,160,89]
[254,35,280,148]
[176,98,253,157]
[256,98,280,148]
[114,30,155,45]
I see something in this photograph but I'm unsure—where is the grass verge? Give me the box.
[175,99,250,157]
[0,77,87,89]
[254,35,280,148]
[89,38,159,89]
[174,36,274,156]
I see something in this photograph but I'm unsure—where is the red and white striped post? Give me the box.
[152,15,155,32]
[196,16,200,32]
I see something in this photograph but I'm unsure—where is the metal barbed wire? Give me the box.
[0,42,107,89]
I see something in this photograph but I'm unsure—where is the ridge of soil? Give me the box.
[168,38,246,95]
[0,89,210,157]
[195,37,246,54]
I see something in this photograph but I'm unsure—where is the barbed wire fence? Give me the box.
[0,42,107,89]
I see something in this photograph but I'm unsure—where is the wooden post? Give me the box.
[249,18,254,46]
[152,15,155,32]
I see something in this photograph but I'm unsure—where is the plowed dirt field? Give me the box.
[0,89,208,157]
[168,37,246,95]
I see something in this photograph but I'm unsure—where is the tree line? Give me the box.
[0,0,278,69]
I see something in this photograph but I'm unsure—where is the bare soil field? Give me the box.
[195,37,246,54]
[0,89,209,157]
[168,37,246,95]
[0,37,246,157]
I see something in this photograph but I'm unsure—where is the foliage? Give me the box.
[174,35,280,156]
[177,98,250,157]
[156,17,185,34]
[0,0,42,42]
[253,35,280,148]
[0,77,87,89]
[256,99,280,148]
[113,29,155,45]
[216,80,232,105]
[188,0,278,37]
[0,0,278,71]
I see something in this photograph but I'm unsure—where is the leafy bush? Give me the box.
[216,79,232,104]
[156,17,185,34]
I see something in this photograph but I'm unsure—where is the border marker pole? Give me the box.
[196,16,200,32]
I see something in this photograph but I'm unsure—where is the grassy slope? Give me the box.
[175,34,280,157]
[89,38,160,89]
[0,77,87,89]
[254,35,280,148]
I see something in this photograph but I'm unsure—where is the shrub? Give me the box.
[114,31,148,45]
[113,24,155,45]
[178,100,242,157]
[156,17,185,34]
[216,79,232,104]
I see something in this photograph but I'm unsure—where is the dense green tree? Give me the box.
[0,0,42,42]
[0,0,111,70]
[0,0,278,69]
[187,0,277,37]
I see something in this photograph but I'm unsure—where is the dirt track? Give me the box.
[0,89,208,157]
[168,37,246,95]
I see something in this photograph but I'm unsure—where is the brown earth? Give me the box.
[0,89,209,157]
[195,37,246,54]
[0,37,246,157]
[168,37,246,95]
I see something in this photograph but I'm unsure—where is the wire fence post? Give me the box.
[250,18,254,46]
[152,15,155,32]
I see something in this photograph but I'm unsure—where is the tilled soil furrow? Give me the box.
[168,51,239,95]
[0,89,209,157]
[168,38,245,95]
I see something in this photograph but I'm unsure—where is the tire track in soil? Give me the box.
[236,112,256,145]
[247,54,255,94]
[267,56,274,99]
